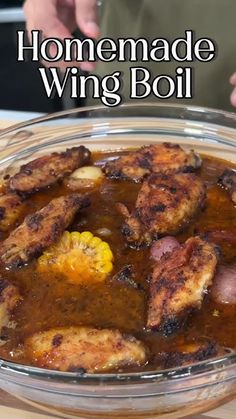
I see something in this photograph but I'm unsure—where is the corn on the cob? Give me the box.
[38,231,113,283]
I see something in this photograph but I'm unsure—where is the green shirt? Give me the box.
[89,0,235,110]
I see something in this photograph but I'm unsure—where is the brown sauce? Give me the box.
[0,151,236,371]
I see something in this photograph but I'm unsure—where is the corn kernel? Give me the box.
[101,249,113,261]
[99,262,113,274]
[97,242,110,251]
[90,237,102,248]
[80,231,93,243]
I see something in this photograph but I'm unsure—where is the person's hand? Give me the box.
[23,0,100,70]
[230,73,236,107]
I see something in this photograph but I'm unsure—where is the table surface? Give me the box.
[0,113,235,419]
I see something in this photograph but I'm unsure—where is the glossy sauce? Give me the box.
[0,151,236,371]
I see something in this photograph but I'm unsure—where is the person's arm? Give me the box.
[23,0,100,70]
[230,73,236,107]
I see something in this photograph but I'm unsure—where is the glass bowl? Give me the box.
[0,103,235,419]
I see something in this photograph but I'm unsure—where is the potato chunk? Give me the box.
[65,166,104,190]
[25,326,147,373]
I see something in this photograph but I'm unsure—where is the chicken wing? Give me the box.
[105,143,201,182]
[147,237,218,334]
[0,194,90,268]
[0,279,21,336]
[163,341,219,368]
[0,193,25,232]
[9,146,91,194]
[24,326,147,373]
[118,173,206,247]
[218,169,236,204]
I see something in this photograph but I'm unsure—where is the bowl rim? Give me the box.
[0,101,236,138]
[0,102,236,387]
[0,350,236,386]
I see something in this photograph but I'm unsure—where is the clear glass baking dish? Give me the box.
[0,103,235,419]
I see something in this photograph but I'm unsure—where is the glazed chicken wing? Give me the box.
[0,279,21,336]
[9,146,91,194]
[105,143,201,182]
[0,193,25,231]
[24,326,147,373]
[163,341,219,369]
[147,237,218,334]
[218,169,236,204]
[118,173,206,247]
[0,194,90,268]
